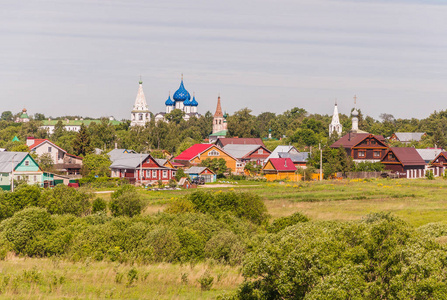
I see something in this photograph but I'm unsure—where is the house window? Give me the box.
[48,147,52,152]
[208,150,220,156]
[152,170,157,178]
[258,149,263,154]
[173,171,176,177]
[371,140,377,145]
[389,153,395,160]
[373,151,381,158]
[33,175,37,182]
[24,160,30,166]
[358,151,366,158]
[162,170,168,178]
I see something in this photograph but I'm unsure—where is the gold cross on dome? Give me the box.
[353,94,357,105]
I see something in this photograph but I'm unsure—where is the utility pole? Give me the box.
[10,153,17,192]
[140,152,143,186]
[320,145,323,181]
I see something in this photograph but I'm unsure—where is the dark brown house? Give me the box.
[381,147,426,178]
[429,151,447,177]
[331,133,388,162]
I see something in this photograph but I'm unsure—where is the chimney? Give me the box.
[284,159,287,168]
[26,137,35,147]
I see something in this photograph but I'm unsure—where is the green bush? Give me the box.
[236,213,447,299]
[1,207,55,256]
[198,271,214,291]
[92,197,107,213]
[40,185,92,216]
[110,185,144,217]
[145,227,181,262]
[267,212,310,233]
[204,231,245,265]
[165,198,195,214]
[186,191,269,225]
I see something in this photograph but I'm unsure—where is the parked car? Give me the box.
[191,177,205,185]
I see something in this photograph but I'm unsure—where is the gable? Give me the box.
[16,154,40,171]
[432,152,447,165]
[353,135,387,148]
[199,145,236,162]
[263,161,276,170]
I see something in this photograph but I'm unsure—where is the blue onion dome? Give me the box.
[173,79,191,102]
[165,94,174,106]
[184,96,191,106]
[190,94,198,106]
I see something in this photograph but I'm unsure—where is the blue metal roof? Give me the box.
[173,79,191,102]
[190,95,198,106]
[165,94,174,106]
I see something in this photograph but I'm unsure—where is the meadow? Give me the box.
[2,177,447,299]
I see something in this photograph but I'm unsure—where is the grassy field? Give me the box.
[116,177,447,227]
[3,178,447,299]
[0,255,242,299]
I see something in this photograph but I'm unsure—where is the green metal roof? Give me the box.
[209,130,228,137]
[41,119,122,126]
[12,136,20,142]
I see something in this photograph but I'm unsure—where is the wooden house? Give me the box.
[0,152,53,190]
[429,151,447,177]
[173,144,242,173]
[184,166,216,183]
[381,147,426,178]
[331,133,388,162]
[262,158,298,181]
[222,144,271,165]
[27,137,83,175]
[110,153,176,184]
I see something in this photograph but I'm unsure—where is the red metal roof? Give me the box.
[28,139,67,153]
[268,158,297,171]
[331,133,386,149]
[174,144,214,161]
[217,138,265,147]
[385,147,426,166]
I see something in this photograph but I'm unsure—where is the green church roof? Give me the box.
[12,136,20,142]
[209,130,228,137]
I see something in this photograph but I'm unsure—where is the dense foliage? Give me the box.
[234,213,447,299]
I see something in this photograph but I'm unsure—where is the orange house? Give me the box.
[174,144,241,173]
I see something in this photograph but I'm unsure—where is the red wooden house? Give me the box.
[110,153,176,184]
[381,147,426,178]
[331,133,388,162]
[429,151,447,177]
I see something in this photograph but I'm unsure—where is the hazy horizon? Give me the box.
[1,0,446,121]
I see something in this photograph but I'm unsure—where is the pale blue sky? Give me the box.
[1,0,446,120]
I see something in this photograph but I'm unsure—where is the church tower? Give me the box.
[213,95,227,133]
[329,101,342,137]
[130,79,150,127]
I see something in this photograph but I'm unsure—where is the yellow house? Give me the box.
[263,158,299,181]
[174,144,241,173]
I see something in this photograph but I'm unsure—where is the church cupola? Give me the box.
[173,75,190,111]
[190,93,198,113]
[165,93,174,114]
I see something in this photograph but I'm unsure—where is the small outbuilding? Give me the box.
[184,166,216,183]
[262,158,298,181]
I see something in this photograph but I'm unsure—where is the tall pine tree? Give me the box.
[73,124,92,156]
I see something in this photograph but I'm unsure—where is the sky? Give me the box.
[1,0,446,121]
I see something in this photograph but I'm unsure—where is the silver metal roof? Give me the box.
[0,152,28,173]
[393,132,425,142]
[416,148,443,162]
[108,149,137,162]
[223,144,261,159]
